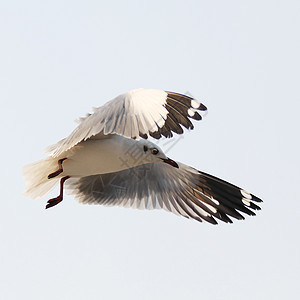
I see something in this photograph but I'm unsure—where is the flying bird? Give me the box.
[23,88,262,224]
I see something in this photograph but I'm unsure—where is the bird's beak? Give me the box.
[161,157,179,168]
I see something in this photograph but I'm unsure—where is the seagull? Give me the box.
[23,88,262,224]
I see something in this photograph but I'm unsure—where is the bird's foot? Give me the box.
[46,195,63,209]
[45,176,70,209]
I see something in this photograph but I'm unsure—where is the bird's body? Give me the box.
[23,88,262,224]
[60,135,164,177]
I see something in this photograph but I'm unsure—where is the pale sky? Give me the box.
[1,1,299,299]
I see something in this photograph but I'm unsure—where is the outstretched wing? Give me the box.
[67,162,262,225]
[46,89,207,157]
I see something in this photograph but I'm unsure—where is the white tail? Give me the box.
[23,157,61,200]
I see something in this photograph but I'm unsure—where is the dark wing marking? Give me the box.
[68,162,262,225]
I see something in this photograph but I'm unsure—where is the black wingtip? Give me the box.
[191,112,202,120]
[139,132,148,139]
[252,195,263,203]
[199,103,207,111]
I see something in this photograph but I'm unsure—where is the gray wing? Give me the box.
[67,162,262,225]
[45,89,207,157]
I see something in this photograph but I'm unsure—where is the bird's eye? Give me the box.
[143,145,148,152]
[151,148,159,155]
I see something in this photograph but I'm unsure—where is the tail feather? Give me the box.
[23,157,60,200]
[44,138,66,157]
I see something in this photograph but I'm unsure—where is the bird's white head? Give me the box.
[139,139,179,168]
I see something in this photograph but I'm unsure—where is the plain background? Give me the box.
[1,1,299,299]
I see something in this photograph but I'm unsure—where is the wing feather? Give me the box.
[45,89,207,157]
[67,162,262,224]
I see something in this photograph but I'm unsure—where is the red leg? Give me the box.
[48,158,67,179]
[45,176,70,209]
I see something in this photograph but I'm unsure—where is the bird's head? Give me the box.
[140,139,179,168]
